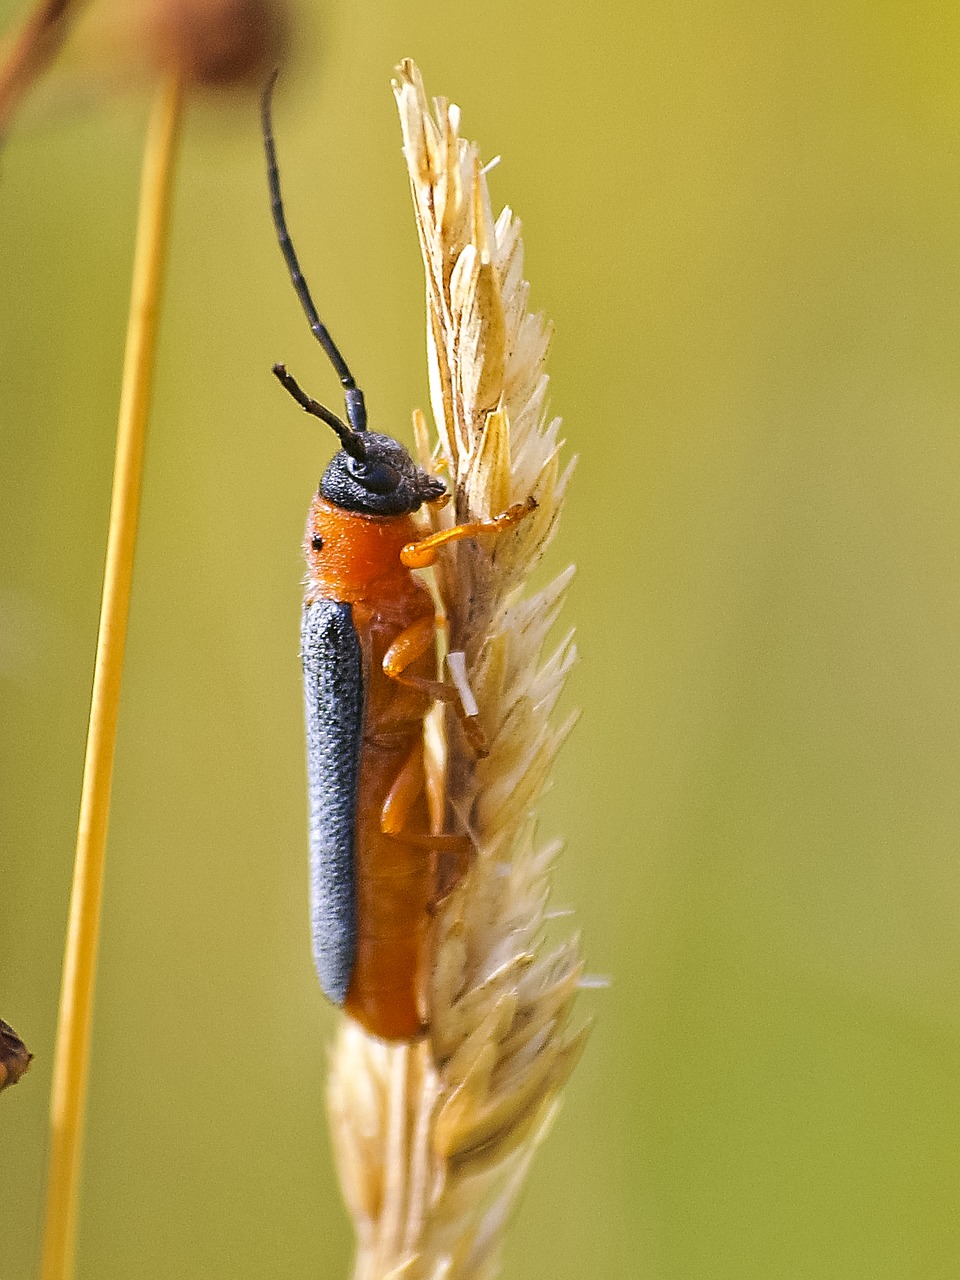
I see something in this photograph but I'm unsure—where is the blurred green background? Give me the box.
[3,1,960,1276]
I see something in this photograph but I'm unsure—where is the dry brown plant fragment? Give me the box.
[0,0,78,137]
[0,1018,32,1092]
[0,0,289,139]
[328,60,589,1280]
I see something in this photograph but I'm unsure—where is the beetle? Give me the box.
[262,79,534,1040]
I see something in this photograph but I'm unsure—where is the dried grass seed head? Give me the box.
[326,59,592,1280]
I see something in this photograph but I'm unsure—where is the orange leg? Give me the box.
[400,497,537,570]
[382,615,457,704]
[380,742,472,872]
[380,617,488,753]
[405,832,473,853]
[380,742,426,836]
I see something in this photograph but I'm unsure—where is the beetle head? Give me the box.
[320,432,446,517]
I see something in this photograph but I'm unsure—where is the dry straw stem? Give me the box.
[328,60,587,1280]
[40,73,182,1280]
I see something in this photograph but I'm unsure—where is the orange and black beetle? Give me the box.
[262,79,532,1040]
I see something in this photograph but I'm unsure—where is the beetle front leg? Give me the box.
[400,496,537,570]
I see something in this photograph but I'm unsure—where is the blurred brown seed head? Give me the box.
[0,1019,32,1092]
[145,0,288,90]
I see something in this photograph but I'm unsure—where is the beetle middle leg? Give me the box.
[381,616,486,751]
[382,615,452,704]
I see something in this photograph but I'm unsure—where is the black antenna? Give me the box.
[262,71,368,435]
[272,364,366,461]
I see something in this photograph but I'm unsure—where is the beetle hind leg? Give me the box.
[380,744,472,858]
[380,743,427,837]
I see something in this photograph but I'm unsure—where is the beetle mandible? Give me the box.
[262,78,534,1041]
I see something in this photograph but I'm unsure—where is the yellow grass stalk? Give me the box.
[327,60,588,1280]
[40,73,183,1280]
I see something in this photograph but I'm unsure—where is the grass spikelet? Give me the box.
[328,60,588,1280]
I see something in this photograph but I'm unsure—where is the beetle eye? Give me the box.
[349,459,400,494]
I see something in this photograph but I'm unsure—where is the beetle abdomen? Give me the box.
[301,599,364,1004]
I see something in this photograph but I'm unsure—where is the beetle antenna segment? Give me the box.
[261,71,368,435]
[273,364,367,461]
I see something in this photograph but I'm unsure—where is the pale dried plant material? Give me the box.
[328,60,588,1280]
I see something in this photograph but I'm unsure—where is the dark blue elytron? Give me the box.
[301,600,363,1005]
